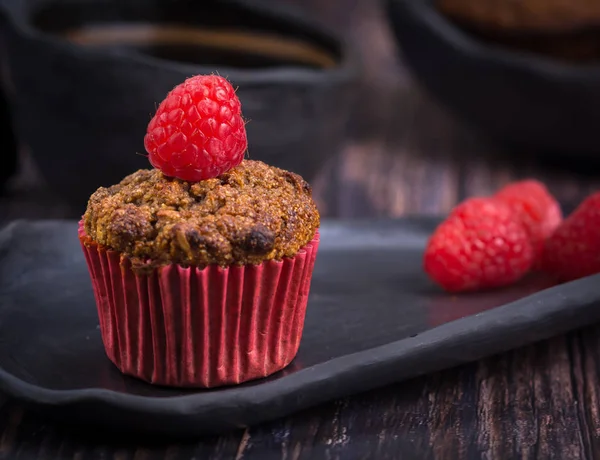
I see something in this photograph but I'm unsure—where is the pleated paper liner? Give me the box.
[78,221,320,388]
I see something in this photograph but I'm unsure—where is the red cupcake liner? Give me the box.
[78,221,319,388]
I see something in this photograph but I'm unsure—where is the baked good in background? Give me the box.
[436,0,600,62]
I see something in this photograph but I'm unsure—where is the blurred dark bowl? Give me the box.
[0,0,355,211]
[386,0,600,158]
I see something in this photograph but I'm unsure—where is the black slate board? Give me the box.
[0,219,599,437]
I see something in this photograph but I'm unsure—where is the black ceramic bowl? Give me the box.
[0,0,355,211]
[386,0,600,158]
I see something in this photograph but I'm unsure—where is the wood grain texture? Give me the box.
[2,328,600,460]
[3,0,600,458]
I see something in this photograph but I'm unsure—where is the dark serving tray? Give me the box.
[1,218,600,437]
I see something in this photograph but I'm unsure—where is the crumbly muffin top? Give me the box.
[83,160,320,271]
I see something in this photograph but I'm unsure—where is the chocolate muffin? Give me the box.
[78,75,321,388]
[437,0,600,61]
[83,160,319,271]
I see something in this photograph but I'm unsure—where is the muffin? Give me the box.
[436,0,600,62]
[437,0,600,32]
[79,75,320,388]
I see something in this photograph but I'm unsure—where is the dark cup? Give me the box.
[0,0,355,211]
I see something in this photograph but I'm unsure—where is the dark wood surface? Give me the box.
[4,0,600,458]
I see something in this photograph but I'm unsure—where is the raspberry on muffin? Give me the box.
[144,75,248,182]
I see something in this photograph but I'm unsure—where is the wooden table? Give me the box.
[3,0,600,458]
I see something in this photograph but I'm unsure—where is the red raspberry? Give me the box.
[542,191,600,282]
[424,198,534,293]
[494,180,562,266]
[144,75,247,182]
